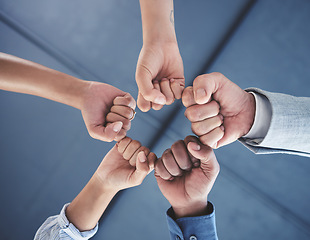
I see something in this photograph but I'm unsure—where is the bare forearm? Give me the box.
[139,0,176,43]
[0,52,88,109]
[66,174,118,231]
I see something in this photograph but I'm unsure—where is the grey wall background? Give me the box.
[0,0,310,239]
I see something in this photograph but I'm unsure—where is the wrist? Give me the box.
[172,200,209,219]
[92,172,120,196]
[143,26,177,44]
[242,92,256,136]
[72,79,91,110]
[65,173,118,232]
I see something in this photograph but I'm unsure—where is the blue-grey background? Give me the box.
[1,0,310,239]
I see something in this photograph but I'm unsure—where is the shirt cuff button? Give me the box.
[190,235,197,240]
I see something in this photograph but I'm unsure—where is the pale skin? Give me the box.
[0,52,136,142]
[66,137,156,231]
[182,72,256,149]
[136,0,185,111]
[155,135,220,219]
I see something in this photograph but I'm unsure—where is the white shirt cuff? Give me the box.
[243,92,272,142]
[58,203,98,239]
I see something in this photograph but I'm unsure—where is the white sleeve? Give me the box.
[243,92,272,142]
[34,203,98,240]
[239,88,310,157]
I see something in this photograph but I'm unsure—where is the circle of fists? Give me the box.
[95,71,257,215]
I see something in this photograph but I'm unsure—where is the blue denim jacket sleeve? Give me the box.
[166,202,218,240]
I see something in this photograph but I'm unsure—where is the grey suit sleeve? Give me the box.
[239,88,310,157]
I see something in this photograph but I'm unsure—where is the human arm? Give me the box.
[182,72,255,148]
[182,72,310,156]
[0,52,135,142]
[35,137,156,239]
[240,88,310,157]
[155,136,219,239]
[136,0,185,111]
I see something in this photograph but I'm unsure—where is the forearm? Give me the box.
[0,52,88,109]
[66,174,118,231]
[139,0,176,43]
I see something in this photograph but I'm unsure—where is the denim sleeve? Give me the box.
[166,202,218,240]
[34,203,98,240]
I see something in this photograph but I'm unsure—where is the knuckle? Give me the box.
[162,174,172,181]
[191,123,201,135]
[182,88,193,104]
[124,107,133,118]
[171,140,184,152]
[180,162,192,171]
[142,91,154,100]
[166,97,174,105]
[210,100,220,113]
[170,168,182,177]
[160,78,169,83]
[139,146,149,155]
[106,112,112,120]
[193,74,206,85]
[131,140,141,148]
[122,119,131,130]
[210,72,224,79]
[216,116,223,125]
[118,130,127,138]
[184,135,197,145]
[199,135,210,146]
[162,149,172,159]
[123,97,132,106]
[113,96,122,104]
[186,107,200,122]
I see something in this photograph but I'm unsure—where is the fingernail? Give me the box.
[212,142,217,149]
[138,152,146,163]
[113,122,123,132]
[195,88,206,101]
[219,114,224,121]
[154,96,166,105]
[190,142,201,151]
[220,125,225,131]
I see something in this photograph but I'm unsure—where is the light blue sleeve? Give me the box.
[34,203,98,240]
[166,202,218,240]
[240,88,310,158]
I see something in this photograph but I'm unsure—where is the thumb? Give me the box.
[90,121,123,142]
[130,151,149,185]
[142,87,166,105]
[192,73,223,105]
[187,141,220,183]
[187,141,218,169]
[136,68,166,105]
